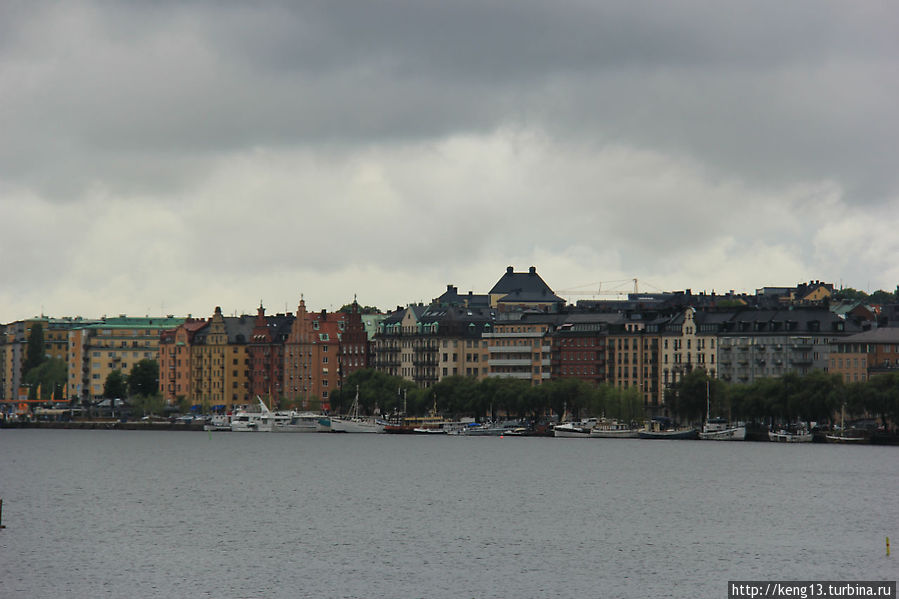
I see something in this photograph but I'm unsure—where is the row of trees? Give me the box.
[666,368,899,428]
[328,369,645,423]
[329,367,899,428]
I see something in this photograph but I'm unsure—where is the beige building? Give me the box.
[372,305,494,387]
[484,314,556,385]
[659,307,717,393]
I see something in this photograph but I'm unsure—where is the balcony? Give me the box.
[488,345,539,353]
[490,358,534,367]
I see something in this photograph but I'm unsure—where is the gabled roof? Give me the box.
[489,266,565,305]
[224,315,256,344]
[433,284,490,308]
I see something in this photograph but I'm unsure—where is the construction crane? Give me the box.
[556,278,641,299]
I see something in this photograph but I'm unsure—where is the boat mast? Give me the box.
[706,379,710,422]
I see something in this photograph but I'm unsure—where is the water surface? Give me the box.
[1,430,896,598]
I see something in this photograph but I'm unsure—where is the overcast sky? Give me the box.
[2,1,897,322]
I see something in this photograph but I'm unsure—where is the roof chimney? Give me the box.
[506,266,514,274]
[529,266,536,275]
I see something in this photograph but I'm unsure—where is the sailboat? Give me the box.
[698,380,746,441]
[330,386,385,433]
[825,404,868,444]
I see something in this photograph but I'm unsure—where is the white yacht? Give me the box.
[272,411,330,433]
[553,419,596,438]
[230,398,274,432]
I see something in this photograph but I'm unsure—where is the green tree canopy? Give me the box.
[128,359,159,397]
[338,303,381,314]
[667,368,714,425]
[23,357,67,402]
[24,322,47,375]
[104,370,128,399]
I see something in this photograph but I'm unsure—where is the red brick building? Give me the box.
[247,305,294,405]
[283,298,345,411]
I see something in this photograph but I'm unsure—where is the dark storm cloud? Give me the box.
[2,1,896,201]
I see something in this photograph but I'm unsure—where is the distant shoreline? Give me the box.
[4,420,899,444]
[0,420,206,432]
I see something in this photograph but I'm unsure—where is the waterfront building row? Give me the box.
[2,267,896,416]
[157,299,373,410]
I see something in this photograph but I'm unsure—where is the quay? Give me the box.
[0,419,205,431]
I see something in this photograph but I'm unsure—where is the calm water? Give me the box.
[1,430,897,598]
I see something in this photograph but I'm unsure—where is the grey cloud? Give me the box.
[3,1,897,203]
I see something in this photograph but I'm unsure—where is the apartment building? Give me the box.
[159,318,208,403]
[371,304,492,387]
[715,308,856,385]
[830,327,899,383]
[484,313,558,384]
[339,301,373,379]
[189,308,254,409]
[283,299,344,411]
[1,317,90,403]
[70,316,183,401]
[248,305,294,402]
[550,313,614,386]
[606,314,661,411]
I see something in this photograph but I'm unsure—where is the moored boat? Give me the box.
[272,411,329,433]
[638,419,698,440]
[638,428,699,440]
[203,414,232,432]
[824,404,868,443]
[553,420,595,438]
[824,430,869,444]
[698,418,746,441]
[331,417,385,434]
[768,426,813,443]
[230,399,274,432]
[590,419,640,439]
[459,420,523,436]
[330,387,385,433]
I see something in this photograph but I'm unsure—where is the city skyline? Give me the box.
[3,2,897,323]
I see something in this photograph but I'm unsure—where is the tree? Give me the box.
[23,357,67,402]
[338,303,381,314]
[129,394,165,418]
[128,359,159,397]
[341,369,419,416]
[868,290,895,305]
[24,322,47,375]
[104,370,128,399]
[832,287,868,302]
[668,368,712,425]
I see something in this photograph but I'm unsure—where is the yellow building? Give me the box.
[69,316,184,401]
[1,317,97,405]
[606,318,660,408]
[189,307,253,409]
